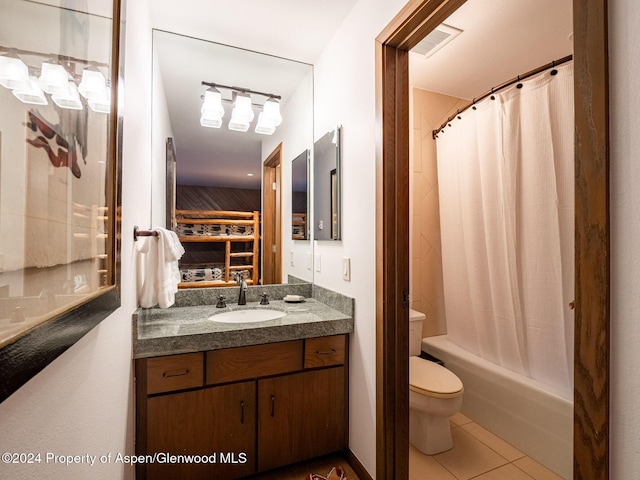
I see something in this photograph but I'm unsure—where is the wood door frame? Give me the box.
[375,1,610,479]
[263,143,283,284]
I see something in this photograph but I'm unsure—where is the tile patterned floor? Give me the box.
[409,412,566,480]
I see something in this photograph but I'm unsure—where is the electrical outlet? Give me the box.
[315,253,321,272]
[290,251,295,267]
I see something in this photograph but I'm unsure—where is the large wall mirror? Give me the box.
[0,0,123,402]
[151,30,314,286]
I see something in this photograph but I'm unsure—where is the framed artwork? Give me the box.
[0,0,123,402]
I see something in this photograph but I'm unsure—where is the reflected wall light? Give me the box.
[201,81,282,135]
[0,46,111,113]
[255,97,282,135]
[200,87,224,128]
[52,81,83,110]
[88,86,111,113]
[0,55,30,90]
[12,76,48,105]
[228,92,254,132]
[39,62,71,95]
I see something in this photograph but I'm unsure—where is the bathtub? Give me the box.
[421,335,573,479]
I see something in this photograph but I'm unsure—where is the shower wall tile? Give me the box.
[410,87,466,338]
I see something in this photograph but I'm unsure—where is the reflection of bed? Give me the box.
[175,209,260,288]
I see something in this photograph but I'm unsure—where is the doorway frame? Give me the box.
[375,1,610,479]
[262,143,283,284]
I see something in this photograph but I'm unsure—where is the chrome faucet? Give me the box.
[235,273,247,305]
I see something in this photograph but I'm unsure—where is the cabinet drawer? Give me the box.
[146,353,204,394]
[304,335,346,368]
[206,340,303,385]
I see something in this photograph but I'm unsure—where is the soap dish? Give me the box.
[284,294,305,303]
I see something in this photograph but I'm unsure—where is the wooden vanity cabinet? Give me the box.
[135,335,348,480]
[258,366,345,471]
[146,381,256,479]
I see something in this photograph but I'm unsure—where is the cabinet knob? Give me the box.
[270,395,275,417]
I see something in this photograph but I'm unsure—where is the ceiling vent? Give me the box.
[411,24,463,58]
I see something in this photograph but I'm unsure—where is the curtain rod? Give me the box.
[432,54,573,139]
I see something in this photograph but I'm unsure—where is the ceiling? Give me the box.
[149,0,573,188]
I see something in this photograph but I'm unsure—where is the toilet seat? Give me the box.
[409,356,464,399]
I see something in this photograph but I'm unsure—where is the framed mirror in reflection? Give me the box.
[151,30,314,286]
[314,126,342,241]
[291,149,309,241]
[0,0,122,402]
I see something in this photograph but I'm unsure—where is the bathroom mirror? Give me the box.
[291,149,309,241]
[314,126,342,241]
[151,30,314,285]
[0,0,123,402]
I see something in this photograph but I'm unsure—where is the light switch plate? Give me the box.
[342,257,351,281]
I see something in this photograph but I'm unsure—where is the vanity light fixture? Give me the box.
[39,62,71,95]
[255,97,282,135]
[0,55,30,90]
[12,76,48,105]
[0,46,112,112]
[88,86,111,113]
[201,81,282,135]
[228,92,254,132]
[52,80,83,110]
[78,69,107,99]
[200,87,225,128]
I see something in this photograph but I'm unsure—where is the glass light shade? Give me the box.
[39,62,70,95]
[262,98,282,126]
[12,76,48,105]
[78,69,107,99]
[52,81,83,110]
[254,112,276,135]
[228,93,254,132]
[88,87,111,113]
[200,88,224,128]
[0,56,30,90]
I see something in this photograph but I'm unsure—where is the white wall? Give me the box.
[0,0,153,478]
[261,69,314,283]
[151,45,174,229]
[312,0,408,473]
[609,0,640,477]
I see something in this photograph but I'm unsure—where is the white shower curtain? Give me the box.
[436,62,574,398]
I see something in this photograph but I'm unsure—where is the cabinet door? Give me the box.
[257,367,345,472]
[147,381,256,480]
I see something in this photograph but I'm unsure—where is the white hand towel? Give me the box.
[138,227,185,309]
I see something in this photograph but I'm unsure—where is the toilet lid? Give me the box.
[409,356,464,398]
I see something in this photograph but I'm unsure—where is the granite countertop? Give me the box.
[133,296,354,359]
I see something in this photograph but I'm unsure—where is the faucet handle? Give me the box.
[260,292,269,305]
[216,295,227,308]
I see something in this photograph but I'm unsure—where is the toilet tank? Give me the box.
[409,309,426,356]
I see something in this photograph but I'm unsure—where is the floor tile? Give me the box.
[433,428,509,480]
[461,422,525,462]
[473,463,535,479]
[409,444,457,480]
[513,456,565,480]
[450,411,473,426]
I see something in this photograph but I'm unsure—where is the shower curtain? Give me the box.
[436,62,574,398]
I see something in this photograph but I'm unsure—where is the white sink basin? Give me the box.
[208,309,286,323]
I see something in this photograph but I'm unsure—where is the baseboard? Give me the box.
[345,449,373,480]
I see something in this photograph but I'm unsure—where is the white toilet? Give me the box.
[409,309,464,454]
